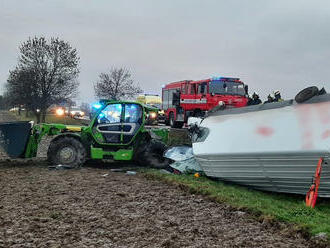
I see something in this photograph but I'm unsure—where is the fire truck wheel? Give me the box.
[137,140,170,169]
[193,109,203,117]
[295,86,319,103]
[168,112,184,128]
[165,117,170,126]
[169,112,175,127]
[175,122,184,128]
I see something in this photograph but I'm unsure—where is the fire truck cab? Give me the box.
[162,77,249,128]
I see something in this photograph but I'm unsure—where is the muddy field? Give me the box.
[0,165,318,248]
[0,111,320,247]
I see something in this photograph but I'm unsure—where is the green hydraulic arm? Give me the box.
[24,123,85,158]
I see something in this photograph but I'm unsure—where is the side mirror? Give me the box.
[244,85,249,94]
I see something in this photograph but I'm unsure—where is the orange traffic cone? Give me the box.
[306,158,323,208]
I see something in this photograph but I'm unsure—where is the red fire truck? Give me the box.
[162,77,249,128]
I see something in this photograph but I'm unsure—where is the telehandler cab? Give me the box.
[0,100,170,168]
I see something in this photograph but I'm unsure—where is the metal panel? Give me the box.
[196,152,330,197]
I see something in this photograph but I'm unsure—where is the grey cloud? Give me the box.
[1,0,330,103]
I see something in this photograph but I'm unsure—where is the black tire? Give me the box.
[137,140,170,169]
[165,117,170,126]
[174,121,184,128]
[193,109,203,117]
[295,86,319,103]
[169,112,175,128]
[47,136,86,168]
[169,112,184,128]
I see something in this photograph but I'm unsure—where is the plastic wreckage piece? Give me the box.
[48,164,75,170]
[126,171,137,175]
[164,146,203,174]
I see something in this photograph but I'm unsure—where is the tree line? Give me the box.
[1,36,142,122]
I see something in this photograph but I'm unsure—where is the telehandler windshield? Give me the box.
[93,103,143,144]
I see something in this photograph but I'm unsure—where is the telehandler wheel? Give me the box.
[47,136,86,168]
[137,140,171,169]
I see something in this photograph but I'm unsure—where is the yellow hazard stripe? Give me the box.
[66,126,81,132]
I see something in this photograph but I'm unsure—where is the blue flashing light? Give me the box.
[211,76,240,81]
[212,76,222,81]
[98,113,105,118]
[129,104,137,110]
[93,103,102,109]
[114,104,122,111]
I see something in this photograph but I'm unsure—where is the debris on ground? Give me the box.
[314,232,327,241]
[110,168,124,172]
[126,171,137,175]
[312,232,328,245]
[194,172,200,178]
[48,164,74,170]
[164,146,203,174]
[160,169,171,174]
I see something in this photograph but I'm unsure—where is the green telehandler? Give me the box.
[0,100,170,168]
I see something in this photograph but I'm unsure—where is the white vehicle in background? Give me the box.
[66,107,85,118]
[136,94,164,125]
[9,107,19,112]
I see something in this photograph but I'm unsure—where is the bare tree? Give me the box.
[6,68,37,118]
[5,37,80,122]
[94,68,142,100]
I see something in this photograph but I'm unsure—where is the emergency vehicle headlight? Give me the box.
[218,101,225,106]
[150,112,157,118]
[56,108,65,116]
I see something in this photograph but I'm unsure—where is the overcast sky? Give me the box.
[1,0,330,103]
